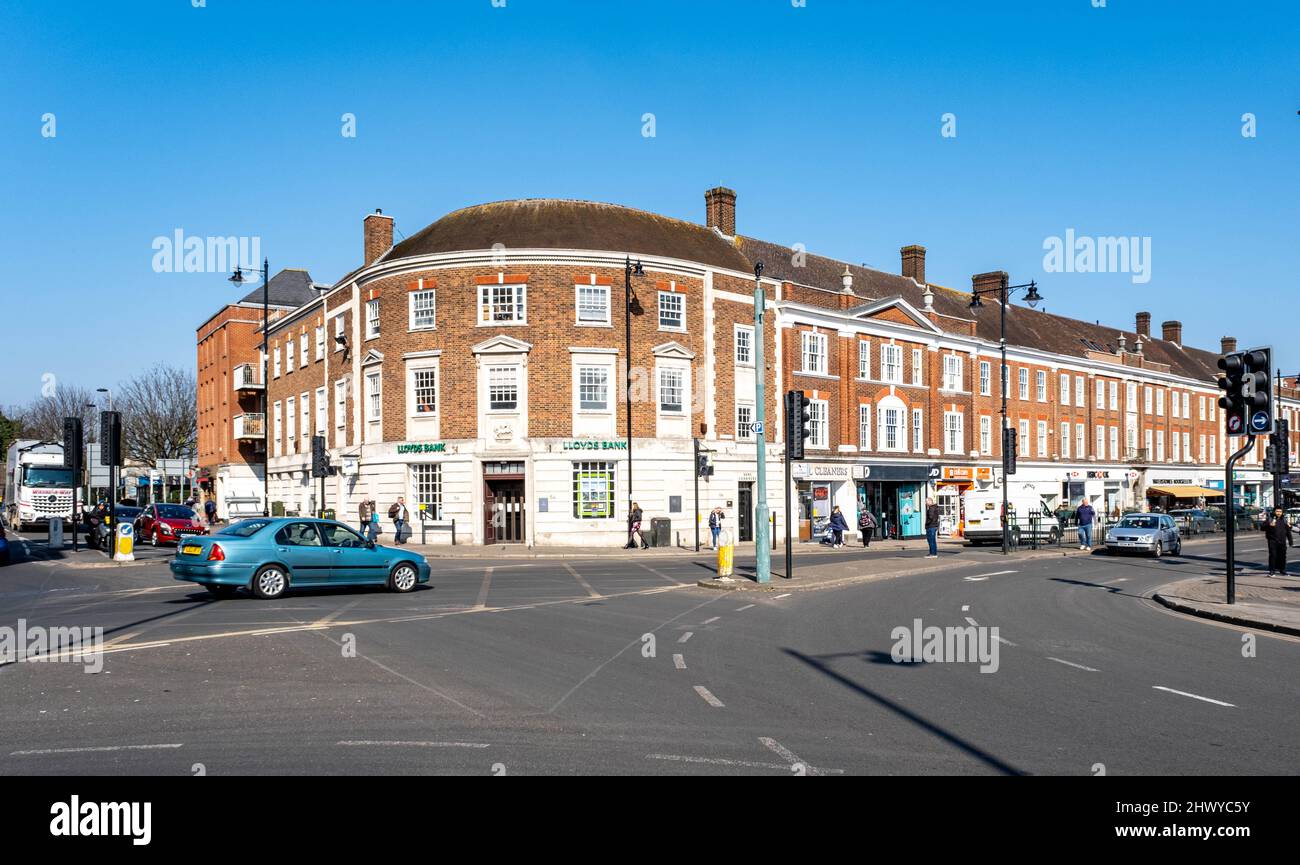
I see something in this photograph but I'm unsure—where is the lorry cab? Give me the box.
[961,489,1060,546]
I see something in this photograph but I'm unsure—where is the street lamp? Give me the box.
[969,276,1044,555]
[624,256,644,547]
[230,259,271,517]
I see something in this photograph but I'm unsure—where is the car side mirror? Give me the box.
[365,541,376,550]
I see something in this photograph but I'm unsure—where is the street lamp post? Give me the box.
[969,275,1043,555]
[624,256,644,547]
[230,259,270,518]
[752,262,771,583]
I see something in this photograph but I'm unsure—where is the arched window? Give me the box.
[876,396,908,452]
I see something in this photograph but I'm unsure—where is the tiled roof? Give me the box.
[239,268,320,308]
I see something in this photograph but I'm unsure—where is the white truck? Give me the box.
[4,440,76,531]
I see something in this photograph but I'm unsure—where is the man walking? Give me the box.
[858,506,877,547]
[359,498,374,535]
[924,498,940,558]
[1075,497,1096,551]
[1262,507,1294,577]
[204,496,217,528]
[389,497,409,544]
[708,507,723,550]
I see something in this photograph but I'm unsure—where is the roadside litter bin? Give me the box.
[650,517,671,549]
[716,529,734,578]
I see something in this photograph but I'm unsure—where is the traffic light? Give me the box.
[1218,348,1272,438]
[99,411,122,466]
[785,390,811,460]
[63,417,84,477]
[1273,418,1290,477]
[310,435,335,478]
[696,452,714,478]
[1003,426,1018,476]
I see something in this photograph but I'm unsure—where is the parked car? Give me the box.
[169,517,431,599]
[89,504,144,550]
[1168,508,1217,535]
[134,503,207,547]
[1106,513,1182,557]
[1205,506,1254,532]
[0,522,10,565]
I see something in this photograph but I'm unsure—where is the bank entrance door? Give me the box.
[738,483,754,542]
[483,461,526,544]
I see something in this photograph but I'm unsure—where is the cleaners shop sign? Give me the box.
[792,463,853,480]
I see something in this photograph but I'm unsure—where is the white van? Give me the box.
[962,489,1061,546]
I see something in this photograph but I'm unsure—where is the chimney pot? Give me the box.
[1135,311,1151,338]
[901,244,927,284]
[1221,336,1238,355]
[1161,320,1183,345]
[363,210,394,266]
[704,186,737,236]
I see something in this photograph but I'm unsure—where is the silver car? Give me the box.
[1106,513,1182,557]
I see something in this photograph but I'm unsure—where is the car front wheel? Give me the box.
[388,562,418,593]
[1152,540,1163,558]
[252,565,288,600]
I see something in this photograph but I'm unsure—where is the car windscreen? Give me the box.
[1118,516,1159,529]
[216,519,273,537]
[25,467,74,487]
[155,505,196,520]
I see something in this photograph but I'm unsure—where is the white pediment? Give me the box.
[651,340,696,360]
[360,348,385,366]
[471,334,533,355]
[845,295,944,334]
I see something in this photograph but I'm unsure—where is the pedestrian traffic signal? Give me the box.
[785,390,811,460]
[1219,348,1272,438]
[63,417,84,477]
[1273,418,1290,477]
[1003,426,1018,476]
[310,435,335,478]
[99,411,121,467]
[696,453,714,478]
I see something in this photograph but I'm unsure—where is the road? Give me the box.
[0,532,1296,775]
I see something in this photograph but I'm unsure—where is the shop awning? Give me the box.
[1147,485,1225,499]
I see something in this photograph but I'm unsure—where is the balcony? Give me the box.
[234,363,263,391]
[1125,447,1150,465]
[233,413,265,440]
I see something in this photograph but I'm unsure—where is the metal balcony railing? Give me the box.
[1124,447,1150,464]
[233,363,263,390]
[233,413,265,439]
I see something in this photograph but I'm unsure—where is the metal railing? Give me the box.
[233,413,265,438]
[233,364,263,390]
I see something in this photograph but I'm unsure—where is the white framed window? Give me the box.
[285,338,295,373]
[858,341,871,379]
[1209,435,1216,464]
[1156,430,1165,462]
[1199,396,1206,421]
[1144,386,1153,414]
[365,299,380,339]
[412,464,443,521]
[575,284,610,326]
[1096,379,1105,408]
[314,387,326,434]
[315,326,325,361]
[578,366,608,411]
[1076,423,1086,459]
[878,402,905,452]
[980,416,992,455]
[979,361,991,396]
[734,325,754,366]
[658,367,684,413]
[1110,426,1119,460]
[488,366,518,411]
[1172,432,1180,462]
[273,346,282,378]
[1036,370,1047,402]
[801,332,827,375]
[1037,421,1048,457]
[299,333,308,367]
[911,349,923,386]
[944,412,963,454]
[1182,432,1190,463]
[657,291,684,331]
[409,289,437,330]
[881,345,903,384]
[1144,428,1154,458]
[1156,389,1165,417]
[1060,374,1071,407]
[1110,381,1119,411]
[1075,376,1085,408]
[273,401,283,456]
[737,404,754,441]
[299,393,310,442]
[1060,422,1070,458]
[913,408,924,452]
[480,283,526,324]
[1019,419,1030,456]
[286,397,296,445]
[1182,392,1191,420]
[1018,368,1030,401]
[858,404,871,450]
[943,355,963,391]
[334,380,347,429]
[366,371,381,422]
[334,315,345,350]
[573,462,615,519]
[1199,434,1207,462]
[412,367,438,415]
[808,399,828,448]
[1096,426,1105,459]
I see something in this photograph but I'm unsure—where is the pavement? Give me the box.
[1154,569,1300,636]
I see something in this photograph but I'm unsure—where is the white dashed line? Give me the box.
[693,685,725,708]
[735,604,755,611]
[337,740,491,748]
[773,593,791,599]
[646,754,787,770]
[995,637,1017,647]
[1046,657,1100,672]
[702,616,720,625]
[10,743,183,756]
[964,616,980,627]
[1152,686,1235,708]
[673,654,686,669]
[678,632,693,643]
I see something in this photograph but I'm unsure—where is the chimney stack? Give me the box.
[364,209,394,266]
[704,187,737,236]
[972,271,1008,298]
[1161,320,1183,345]
[1221,336,1237,355]
[1135,311,1151,338]
[901,245,927,284]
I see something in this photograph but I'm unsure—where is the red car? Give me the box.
[135,504,208,547]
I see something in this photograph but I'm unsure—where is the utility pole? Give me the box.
[752,262,771,584]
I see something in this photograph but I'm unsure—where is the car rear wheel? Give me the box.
[207,584,237,599]
[388,562,418,593]
[252,565,288,600]
[1173,539,1183,556]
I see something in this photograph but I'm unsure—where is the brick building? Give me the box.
[262,191,1299,546]
[196,269,322,519]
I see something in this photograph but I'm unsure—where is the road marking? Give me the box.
[735,604,755,611]
[475,567,494,609]
[965,570,1017,581]
[10,743,183,756]
[337,740,490,749]
[1101,577,1130,585]
[757,736,842,776]
[1046,657,1100,672]
[646,754,788,770]
[702,616,720,624]
[964,616,980,627]
[1152,686,1235,708]
[678,632,693,643]
[673,654,686,669]
[961,605,970,612]
[995,637,1017,647]
[634,560,685,586]
[773,593,791,599]
[563,563,603,599]
[963,577,988,582]
[312,600,362,628]
[693,685,725,707]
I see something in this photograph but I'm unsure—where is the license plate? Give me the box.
[968,519,981,525]
[182,544,202,556]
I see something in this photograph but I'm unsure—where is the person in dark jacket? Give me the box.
[828,506,849,548]
[1262,507,1294,576]
[708,507,723,550]
[857,506,877,547]
[628,503,647,550]
[1075,499,1097,551]
[924,498,940,558]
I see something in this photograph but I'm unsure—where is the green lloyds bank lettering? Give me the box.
[562,440,628,451]
[397,443,447,454]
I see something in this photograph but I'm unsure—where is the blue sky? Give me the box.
[1,0,1296,406]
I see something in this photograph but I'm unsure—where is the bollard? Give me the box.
[716,529,734,578]
[114,521,135,562]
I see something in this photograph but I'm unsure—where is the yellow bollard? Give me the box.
[716,529,734,578]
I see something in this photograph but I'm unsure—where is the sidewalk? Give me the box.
[1154,570,1300,637]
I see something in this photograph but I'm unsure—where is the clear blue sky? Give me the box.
[1,0,1296,406]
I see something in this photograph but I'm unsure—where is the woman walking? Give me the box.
[828,505,849,548]
[628,502,647,550]
[858,506,877,547]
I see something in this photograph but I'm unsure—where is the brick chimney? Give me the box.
[901,245,927,284]
[972,271,1008,298]
[364,209,393,266]
[1161,320,1183,345]
[704,187,737,236]
[1221,336,1237,354]
[1135,311,1151,338]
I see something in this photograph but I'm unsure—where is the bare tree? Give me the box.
[116,363,197,464]
[6,382,98,443]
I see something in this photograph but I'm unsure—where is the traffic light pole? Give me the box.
[1225,436,1256,605]
[693,436,700,553]
[752,262,771,584]
[784,438,793,579]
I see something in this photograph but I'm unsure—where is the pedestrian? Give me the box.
[1075,497,1096,551]
[204,497,217,528]
[924,497,940,558]
[359,498,373,534]
[628,502,646,550]
[708,507,723,550]
[389,497,409,544]
[858,506,877,547]
[367,504,380,544]
[828,505,849,548]
[1262,507,1294,577]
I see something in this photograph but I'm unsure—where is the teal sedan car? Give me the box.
[170,517,430,599]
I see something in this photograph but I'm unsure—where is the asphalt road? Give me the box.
[0,533,1295,775]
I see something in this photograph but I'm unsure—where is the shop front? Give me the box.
[935,466,994,537]
[1145,474,1225,512]
[793,462,854,540]
[853,463,938,540]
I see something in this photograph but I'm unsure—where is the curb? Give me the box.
[1152,592,1300,638]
